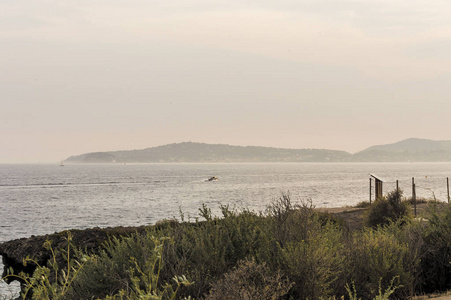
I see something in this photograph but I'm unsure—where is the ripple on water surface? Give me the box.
[1,162,451,244]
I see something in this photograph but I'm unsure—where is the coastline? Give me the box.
[1,204,428,283]
[0,202,439,299]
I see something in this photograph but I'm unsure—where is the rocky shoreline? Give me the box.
[0,226,150,285]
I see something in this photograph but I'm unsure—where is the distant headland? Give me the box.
[66,138,451,163]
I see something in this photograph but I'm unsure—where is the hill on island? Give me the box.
[66,142,352,163]
[353,138,451,162]
[66,138,451,163]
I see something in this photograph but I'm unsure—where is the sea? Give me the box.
[1,162,451,296]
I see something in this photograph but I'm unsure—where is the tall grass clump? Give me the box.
[365,189,411,227]
[345,277,401,300]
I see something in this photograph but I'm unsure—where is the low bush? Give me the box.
[69,233,191,299]
[353,201,372,208]
[70,232,159,298]
[365,189,412,227]
[419,203,451,293]
[162,207,267,299]
[316,211,348,229]
[344,224,418,299]
[279,221,344,299]
[404,197,431,205]
[205,259,292,300]
[71,205,266,299]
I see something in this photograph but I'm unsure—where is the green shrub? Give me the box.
[72,204,266,299]
[316,211,348,229]
[404,197,430,205]
[365,189,411,227]
[3,232,190,300]
[354,201,372,208]
[205,259,292,300]
[70,232,156,298]
[344,224,417,299]
[257,194,316,268]
[69,233,190,299]
[101,236,191,300]
[419,203,451,293]
[160,206,266,299]
[265,194,315,246]
[279,220,344,299]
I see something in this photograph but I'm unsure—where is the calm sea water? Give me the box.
[1,162,451,295]
[1,162,451,243]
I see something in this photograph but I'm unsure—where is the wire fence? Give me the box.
[370,176,451,203]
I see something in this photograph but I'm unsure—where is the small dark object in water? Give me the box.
[207,176,218,181]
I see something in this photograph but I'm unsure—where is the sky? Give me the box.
[2,0,451,163]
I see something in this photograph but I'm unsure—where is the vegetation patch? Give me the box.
[364,189,412,227]
[2,191,451,299]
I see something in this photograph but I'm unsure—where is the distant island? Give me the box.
[66,138,451,163]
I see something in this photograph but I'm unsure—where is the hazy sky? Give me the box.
[2,0,451,163]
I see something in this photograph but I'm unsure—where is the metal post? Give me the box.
[447,177,450,204]
[369,178,372,204]
[396,180,399,193]
[412,177,416,217]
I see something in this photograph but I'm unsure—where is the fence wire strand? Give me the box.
[369,176,450,203]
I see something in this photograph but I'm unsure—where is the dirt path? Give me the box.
[413,291,451,299]
[318,202,433,231]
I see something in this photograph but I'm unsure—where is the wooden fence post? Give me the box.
[412,177,416,217]
[447,177,450,204]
